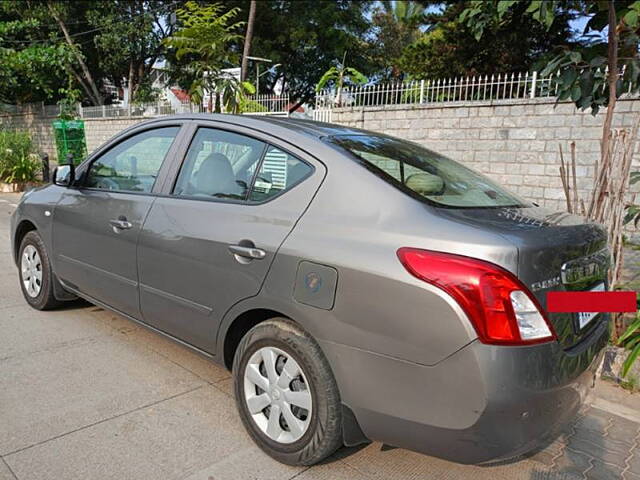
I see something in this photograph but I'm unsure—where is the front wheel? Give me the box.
[18,231,61,310]
[233,318,343,466]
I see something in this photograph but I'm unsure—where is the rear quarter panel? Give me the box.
[228,148,519,367]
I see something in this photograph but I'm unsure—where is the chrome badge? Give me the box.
[561,249,610,286]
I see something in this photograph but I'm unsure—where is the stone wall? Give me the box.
[0,113,147,163]
[330,98,640,212]
[84,117,150,154]
[0,112,57,160]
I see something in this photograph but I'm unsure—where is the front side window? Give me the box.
[328,134,530,208]
[173,128,266,200]
[85,127,179,193]
[173,128,313,203]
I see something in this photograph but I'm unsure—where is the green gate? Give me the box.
[52,119,87,164]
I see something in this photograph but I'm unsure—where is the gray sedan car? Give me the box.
[11,114,609,466]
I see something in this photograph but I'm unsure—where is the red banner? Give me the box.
[547,291,637,313]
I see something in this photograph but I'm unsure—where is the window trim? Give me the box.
[168,125,315,206]
[80,125,183,196]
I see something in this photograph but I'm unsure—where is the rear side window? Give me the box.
[248,146,312,202]
[85,127,179,193]
[173,128,266,200]
[328,134,529,208]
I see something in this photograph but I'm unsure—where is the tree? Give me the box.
[164,1,250,113]
[223,0,374,111]
[47,1,103,105]
[240,0,256,82]
[1,1,184,106]
[399,2,576,79]
[0,15,75,104]
[316,52,368,106]
[460,1,640,117]
[371,0,426,79]
[86,1,178,104]
[0,1,98,105]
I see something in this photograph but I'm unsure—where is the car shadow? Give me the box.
[55,298,93,310]
[317,443,370,465]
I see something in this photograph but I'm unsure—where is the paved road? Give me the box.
[1,192,639,480]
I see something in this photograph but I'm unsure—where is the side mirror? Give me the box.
[53,164,75,187]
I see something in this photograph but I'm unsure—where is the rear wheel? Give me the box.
[18,231,61,310]
[233,318,342,466]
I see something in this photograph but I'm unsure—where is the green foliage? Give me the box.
[401,2,575,80]
[1,1,178,106]
[618,315,640,378]
[371,1,425,79]
[620,375,639,391]
[215,78,256,114]
[164,1,244,108]
[132,80,162,105]
[87,0,176,102]
[0,130,39,183]
[400,82,423,103]
[626,171,640,227]
[316,62,368,92]
[459,0,558,41]
[460,1,640,115]
[0,1,108,105]
[239,97,268,113]
[224,0,373,107]
[0,8,76,104]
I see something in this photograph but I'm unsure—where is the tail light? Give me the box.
[397,248,556,346]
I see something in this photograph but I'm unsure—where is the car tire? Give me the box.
[18,231,61,310]
[233,317,342,466]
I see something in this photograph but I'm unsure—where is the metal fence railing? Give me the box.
[1,94,290,120]
[312,69,640,121]
[315,72,555,113]
[241,94,290,115]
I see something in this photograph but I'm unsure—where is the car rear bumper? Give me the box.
[321,318,608,464]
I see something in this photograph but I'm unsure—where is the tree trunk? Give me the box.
[600,0,624,336]
[241,0,257,83]
[134,62,145,100]
[63,64,95,106]
[127,61,135,105]
[288,99,304,114]
[601,0,619,160]
[48,1,103,106]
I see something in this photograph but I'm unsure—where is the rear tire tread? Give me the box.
[233,317,342,466]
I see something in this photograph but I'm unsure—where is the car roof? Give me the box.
[141,113,368,140]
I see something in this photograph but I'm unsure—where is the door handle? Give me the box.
[228,244,266,260]
[109,218,133,230]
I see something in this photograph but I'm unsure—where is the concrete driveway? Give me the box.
[1,192,639,480]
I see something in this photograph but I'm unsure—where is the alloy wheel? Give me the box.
[21,245,42,298]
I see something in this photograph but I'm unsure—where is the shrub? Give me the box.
[239,97,269,113]
[0,130,40,184]
[618,313,640,378]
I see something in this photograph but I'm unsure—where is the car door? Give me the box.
[52,124,184,318]
[137,123,325,353]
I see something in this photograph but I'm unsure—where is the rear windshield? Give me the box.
[328,134,530,208]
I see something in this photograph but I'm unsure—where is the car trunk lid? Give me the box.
[434,206,609,349]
